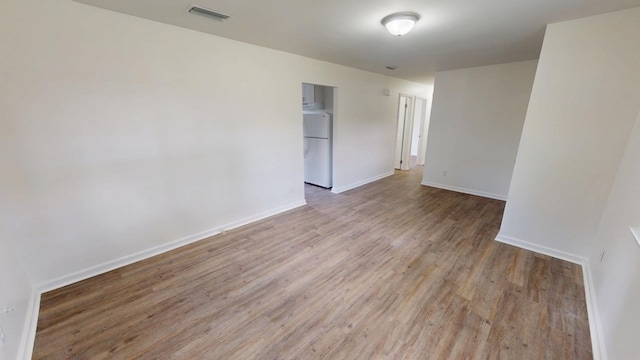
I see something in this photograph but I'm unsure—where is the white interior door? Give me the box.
[394,94,413,170]
[413,98,428,166]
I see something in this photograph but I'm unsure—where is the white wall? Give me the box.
[1,0,428,284]
[0,0,429,355]
[0,240,32,360]
[422,60,537,200]
[588,110,640,360]
[498,8,640,259]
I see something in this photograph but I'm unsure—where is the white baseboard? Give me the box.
[37,200,307,293]
[19,200,605,359]
[331,171,394,194]
[495,233,605,359]
[581,261,606,360]
[421,181,507,201]
[495,233,586,264]
[220,200,306,233]
[18,290,40,360]
[38,229,220,293]
[24,200,307,358]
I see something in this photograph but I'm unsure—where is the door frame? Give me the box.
[302,82,337,192]
[394,93,414,171]
[414,97,428,166]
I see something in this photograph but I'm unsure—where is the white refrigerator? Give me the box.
[303,113,332,188]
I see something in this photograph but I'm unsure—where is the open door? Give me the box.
[412,97,428,166]
[394,94,413,170]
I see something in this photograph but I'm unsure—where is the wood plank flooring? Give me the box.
[33,166,592,359]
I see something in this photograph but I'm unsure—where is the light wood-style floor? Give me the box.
[33,166,592,359]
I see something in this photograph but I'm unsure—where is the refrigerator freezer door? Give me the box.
[303,137,332,188]
[303,114,330,139]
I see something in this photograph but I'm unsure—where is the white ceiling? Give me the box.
[74,0,640,84]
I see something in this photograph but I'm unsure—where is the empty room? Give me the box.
[2,0,640,359]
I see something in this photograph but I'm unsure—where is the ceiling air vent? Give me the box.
[188,6,230,21]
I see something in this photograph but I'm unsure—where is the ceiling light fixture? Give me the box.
[381,12,420,36]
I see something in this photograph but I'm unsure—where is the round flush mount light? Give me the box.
[381,12,420,36]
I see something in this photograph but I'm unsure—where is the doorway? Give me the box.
[394,94,413,170]
[411,98,428,166]
[302,83,335,198]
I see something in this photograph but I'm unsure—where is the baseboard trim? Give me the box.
[22,200,307,359]
[18,290,40,360]
[495,233,605,359]
[581,261,606,360]
[421,181,507,201]
[19,201,605,359]
[331,171,394,194]
[37,200,307,293]
[494,233,585,265]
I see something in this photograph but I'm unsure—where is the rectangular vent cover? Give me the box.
[189,6,230,21]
